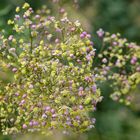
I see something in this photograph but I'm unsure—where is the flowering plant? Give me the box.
[95,30,140,105]
[0,3,101,135]
[0,2,140,135]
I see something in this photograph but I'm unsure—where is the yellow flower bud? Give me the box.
[22,3,30,9]
[16,7,20,12]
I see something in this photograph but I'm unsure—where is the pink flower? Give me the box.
[97,28,104,38]
[22,124,27,129]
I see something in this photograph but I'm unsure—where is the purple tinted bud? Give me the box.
[136,66,140,72]
[66,117,71,121]
[78,92,83,96]
[56,28,62,32]
[86,55,91,61]
[42,114,47,119]
[90,41,94,46]
[132,56,137,61]
[77,59,81,63]
[51,109,55,114]
[15,15,20,20]
[102,58,107,63]
[50,16,55,21]
[92,85,97,93]
[82,31,87,36]
[80,33,85,39]
[115,59,120,66]
[69,80,73,84]
[52,114,57,118]
[69,86,72,90]
[45,106,51,111]
[6,64,11,68]
[23,15,27,19]
[22,94,27,98]
[85,76,90,82]
[33,121,39,126]
[8,35,14,41]
[12,68,17,72]
[78,86,83,91]
[130,59,136,65]
[103,70,107,75]
[29,121,33,126]
[70,27,75,32]
[90,50,95,56]
[130,60,136,65]
[64,110,69,115]
[86,47,91,52]
[87,34,91,39]
[29,84,34,89]
[66,121,71,126]
[70,54,74,58]
[76,116,80,120]
[22,124,27,129]
[112,42,118,46]
[35,15,40,19]
[79,105,83,110]
[97,28,104,38]
[31,24,36,30]
[128,44,134,48]
[127,96,132,101]
[59,8,65,14]
[15,92,19,96]
[92,100,97,106]
[21,100,25,104]
[61,17,67,22]
[29,8,33,12]
[42,122,46,126]
[105,66,110,71]
[55,38,59,44]
[93,107,96,111]
[111,34,116,38]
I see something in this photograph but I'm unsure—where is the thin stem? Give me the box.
[61,28,65,42]
[29,26,33,54]
[93,38,104,66]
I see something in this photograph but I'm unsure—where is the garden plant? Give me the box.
[0,1,140,137]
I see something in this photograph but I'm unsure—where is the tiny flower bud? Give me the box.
[12,68,17,72]
[102,58,107,63]
[97,28,104,38]
[22,124,27,129]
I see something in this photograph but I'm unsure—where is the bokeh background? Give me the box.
[0,0,140,140]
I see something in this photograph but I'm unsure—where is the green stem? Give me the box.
[93,38,104,66]
[29,27,33,54]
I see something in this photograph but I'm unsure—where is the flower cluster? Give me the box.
[95,31,140,105]
[0,3,101,135]
[1,1,140,136]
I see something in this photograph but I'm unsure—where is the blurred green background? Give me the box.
[0,0,140,140]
